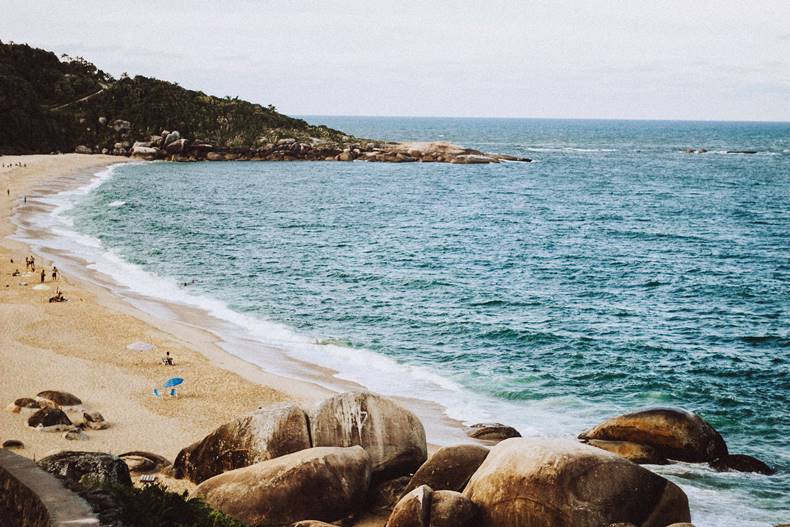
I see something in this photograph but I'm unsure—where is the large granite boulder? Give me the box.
[463,438,690,527]
[36,390,82,406]
[430,490,479,527]
[174,402,311,483]
[27,407,72,428]
[38,451,132,488]
[310,391,427,481]
[584,439,669,465]
[385,486,478,527]
[368,476,411,512]
[578,408,728,462]
[195,446,371,526]
[386,485,431,527]
[403,444,489,494]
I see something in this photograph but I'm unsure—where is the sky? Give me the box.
[2,0,789,121]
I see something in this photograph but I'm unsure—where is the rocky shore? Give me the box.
[5,387,776,527]
[74,126,531,165]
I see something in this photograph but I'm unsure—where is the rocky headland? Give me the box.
[1,41,530,165]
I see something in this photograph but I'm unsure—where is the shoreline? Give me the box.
[0,154,467,468]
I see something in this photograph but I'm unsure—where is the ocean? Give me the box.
[26,117,790,525]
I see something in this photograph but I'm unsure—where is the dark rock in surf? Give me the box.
[710,454,775,475]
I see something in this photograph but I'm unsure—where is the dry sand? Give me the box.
[0,155,326,487]
[0,154,469,524]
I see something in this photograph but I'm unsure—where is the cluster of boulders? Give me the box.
[74,125,532,165]
[4,389,109,443]
[24,394,777,527]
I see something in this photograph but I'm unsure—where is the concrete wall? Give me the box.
[0,449,98,527]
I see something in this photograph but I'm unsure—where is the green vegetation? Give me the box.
[0,40,350,154]
[105,483,248,527]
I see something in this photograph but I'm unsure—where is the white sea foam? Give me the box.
[521,146,617,153]
[108,200,127,208]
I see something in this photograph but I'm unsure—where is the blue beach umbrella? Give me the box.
[163,377,184,388]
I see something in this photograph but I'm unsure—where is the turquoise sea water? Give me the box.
[58,118,788,525]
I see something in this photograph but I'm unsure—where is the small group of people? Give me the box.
[13,256,59,283]
[1,162,27,168]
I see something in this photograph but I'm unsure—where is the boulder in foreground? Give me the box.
[579,407,727,462]
[174,402,311,483]
[196,446,371,526]
[386,485,478,527]
[403,443,489,494]
[463,437,690,527]
[310,391,427,481]
[386,484,431,527]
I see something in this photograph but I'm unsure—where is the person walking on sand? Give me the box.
[52,266,58,281]
[40,268,46,283]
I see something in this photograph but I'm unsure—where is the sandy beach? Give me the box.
[0,155,463,527]
[0,155,334,488]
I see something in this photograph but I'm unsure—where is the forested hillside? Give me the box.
[0,41,349,154]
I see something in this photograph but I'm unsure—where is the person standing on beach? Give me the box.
[40,268,45,283]
[52,266,58,281]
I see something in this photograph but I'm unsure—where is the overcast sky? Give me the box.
[2,1,789,121]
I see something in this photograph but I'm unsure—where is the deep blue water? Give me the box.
[66,118,789,525]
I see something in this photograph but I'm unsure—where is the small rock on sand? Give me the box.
[2,439,24,449]
[36,390,82,406]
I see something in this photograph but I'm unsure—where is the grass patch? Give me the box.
[105,482,248,527]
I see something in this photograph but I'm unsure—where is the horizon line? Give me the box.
[296,114,790,125]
